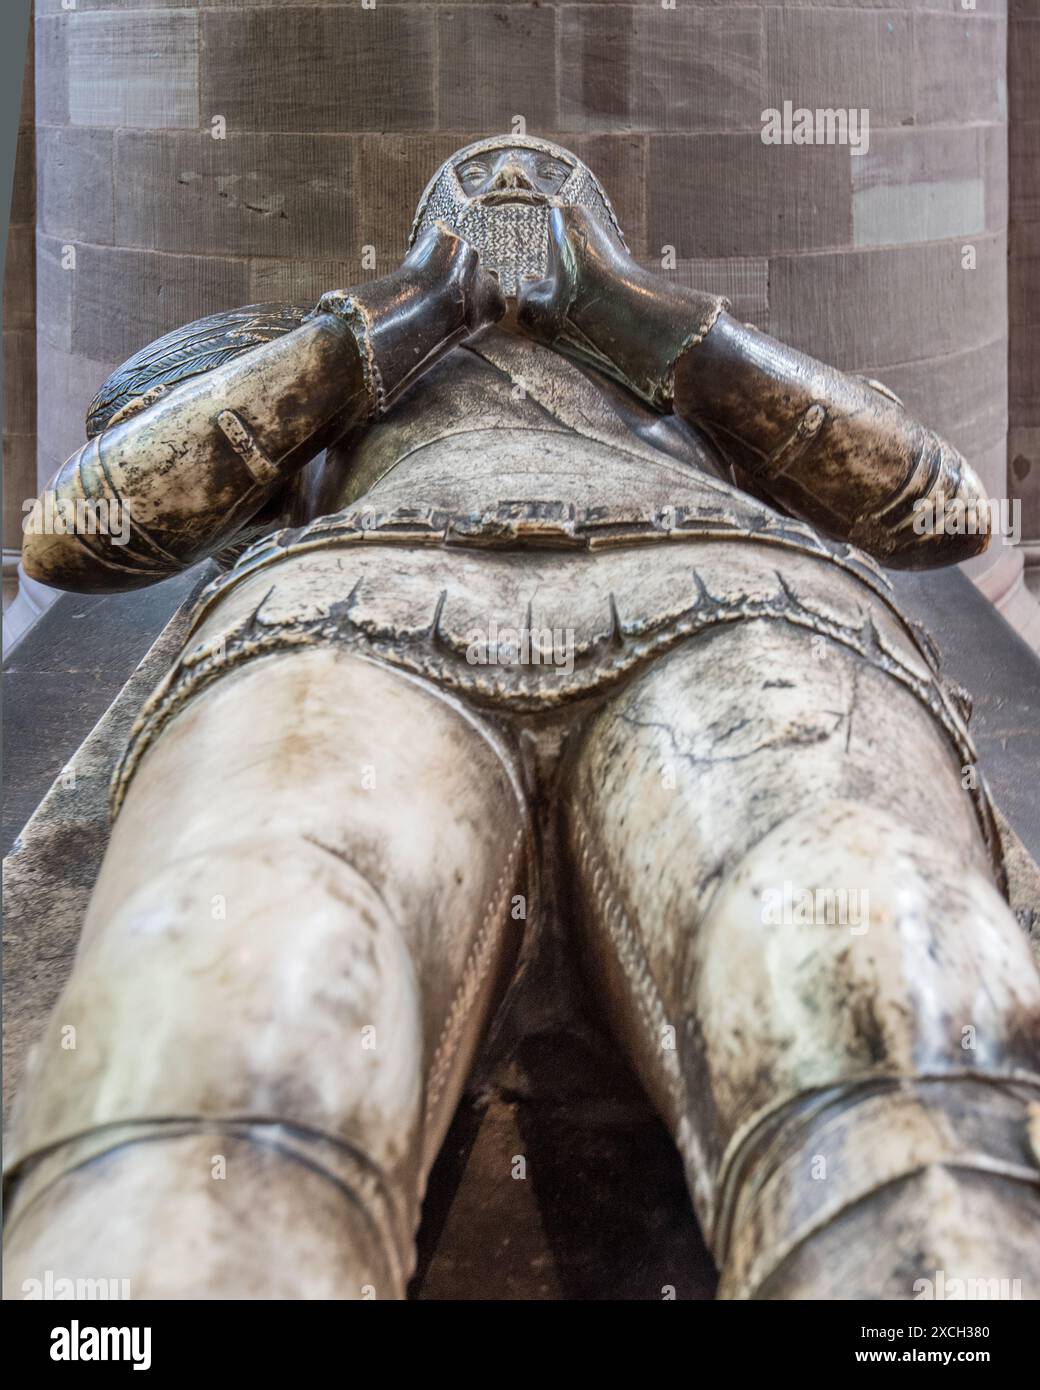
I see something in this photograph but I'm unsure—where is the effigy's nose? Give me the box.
[489,161,534,192]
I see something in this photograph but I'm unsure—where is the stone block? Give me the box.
[67,8,199,129]
[34,15,68,128]
[36,233,73,355]
[200,6,434,133]
[765,7,913,129]
[851,126,1004,248]
[648,133,851,258]
[114,131,356,260]
[355,133,478,260]
[249,257,368,307]
[65,242,251,365]
[913,14,1006,126]
[560,5,762,134]
[769,233,1006,369]
[38,127,114,245]
[34,338,122,485]
[438,6,558,132]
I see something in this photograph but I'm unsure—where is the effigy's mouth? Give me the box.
[475,189,552,208]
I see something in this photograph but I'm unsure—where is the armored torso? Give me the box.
[304,326,759,527]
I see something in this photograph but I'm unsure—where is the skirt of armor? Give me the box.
[110,500,1005,892]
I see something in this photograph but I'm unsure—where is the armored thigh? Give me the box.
[5,560,531,1299]
[564,574,1040,1299]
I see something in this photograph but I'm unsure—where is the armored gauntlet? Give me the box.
[22,225,504,592]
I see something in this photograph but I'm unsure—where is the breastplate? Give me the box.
[303,328,772,527]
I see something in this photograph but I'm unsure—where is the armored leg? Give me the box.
[565,616,1040,1299]
[4,648,528,1299]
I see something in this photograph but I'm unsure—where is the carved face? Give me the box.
[455,146,573,201]
[410,135,627,297]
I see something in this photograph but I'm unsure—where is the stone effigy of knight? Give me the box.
[7,136,1040,1300]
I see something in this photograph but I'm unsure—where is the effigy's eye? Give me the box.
[460,162,487,184]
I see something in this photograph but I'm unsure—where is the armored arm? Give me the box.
[23,225,504,592]
[669,313,990,569]
[519,206,989,569]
